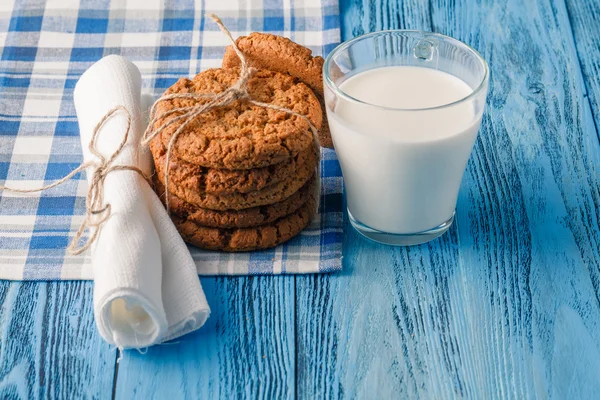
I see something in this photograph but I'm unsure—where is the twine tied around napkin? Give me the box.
[0,13,320,254]
[141,13,321,212]
[0,105,149,255]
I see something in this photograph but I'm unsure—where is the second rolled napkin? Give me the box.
[73,55,210,349]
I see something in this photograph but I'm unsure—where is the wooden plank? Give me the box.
[565,0,600,136]
[0,281,115,399]
[431,1,600,397]
[114,276,295,399]
[297,0,600,398]
[340,0,431,40]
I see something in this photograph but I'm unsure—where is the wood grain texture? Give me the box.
[0,281,115,399]
[565,0,600,138]
[433,1,600,397]
[297,0,600,399]
[114,276,295,399]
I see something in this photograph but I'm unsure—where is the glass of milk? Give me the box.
[324,31,489,245]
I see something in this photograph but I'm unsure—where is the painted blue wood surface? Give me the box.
[1,0,600,398]
[566,1,600,140]
[0,282,115,398]
[114,277,296,399]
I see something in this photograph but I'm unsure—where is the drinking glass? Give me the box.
[323,31,489,245]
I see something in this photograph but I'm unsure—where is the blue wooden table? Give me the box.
[1,0,600,398]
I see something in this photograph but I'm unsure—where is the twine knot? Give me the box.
[217,86,249,105]
[0,105,150,255]
[68,106,151,255]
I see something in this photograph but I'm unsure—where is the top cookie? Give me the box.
[222,32,333,148]
[153,68,322,170]
[223,33,324,96]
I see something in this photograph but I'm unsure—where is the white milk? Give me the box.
[327,66,482,234]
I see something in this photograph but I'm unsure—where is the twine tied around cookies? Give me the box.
[141,13,321,213]
[0,13,320,255]
[0,106,150,255]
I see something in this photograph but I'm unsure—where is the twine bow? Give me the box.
[0,106,149,255]
[141,13,321,212]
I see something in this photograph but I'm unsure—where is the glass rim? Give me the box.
[323,30,490,112]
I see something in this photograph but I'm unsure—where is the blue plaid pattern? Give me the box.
[0,0,342,280]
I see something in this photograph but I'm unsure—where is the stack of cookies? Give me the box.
[150,36,328,251]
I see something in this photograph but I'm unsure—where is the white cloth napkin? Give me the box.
[73,55,210,349]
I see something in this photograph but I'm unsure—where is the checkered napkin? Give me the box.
[0,0,343,280]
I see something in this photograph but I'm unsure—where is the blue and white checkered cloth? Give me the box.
[0,0,342,280]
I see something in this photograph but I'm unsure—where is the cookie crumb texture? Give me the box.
[154,68,322,170]
[155,175,316,229]
[150,138,315,195]
[173,195,317,252]
[153,140,317,211]
[222,32,334,149]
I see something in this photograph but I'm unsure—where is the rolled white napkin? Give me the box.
[73,55,210,349]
